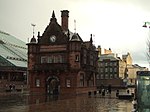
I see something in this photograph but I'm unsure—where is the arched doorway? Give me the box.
[46,76,60,95]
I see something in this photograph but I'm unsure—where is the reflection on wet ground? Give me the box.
[0,91,133,112]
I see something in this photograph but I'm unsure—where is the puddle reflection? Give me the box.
[0,94,132,112]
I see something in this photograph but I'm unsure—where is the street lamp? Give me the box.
[142,22,150,28]
[143,22,150,67]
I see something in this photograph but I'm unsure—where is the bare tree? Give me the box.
[146,38,150,65]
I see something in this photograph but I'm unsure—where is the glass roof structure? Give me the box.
[0,30,27,68]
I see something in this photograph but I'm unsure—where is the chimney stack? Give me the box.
[61,10,69,31]
[97,45,101,57]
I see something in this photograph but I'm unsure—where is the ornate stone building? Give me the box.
[27,10,98,95]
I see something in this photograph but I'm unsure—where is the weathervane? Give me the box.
[74,20,76,33]
[31,23,36,36]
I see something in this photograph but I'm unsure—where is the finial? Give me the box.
[52,10,55,18]
[50,10,57,22]
[90,34,93,43]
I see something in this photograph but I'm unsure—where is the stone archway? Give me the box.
[46,76,60,95]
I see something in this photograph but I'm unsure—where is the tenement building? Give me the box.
[27,10,98,95]
[97,46,148,88]
[97,47,125,88]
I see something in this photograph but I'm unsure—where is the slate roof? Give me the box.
[0,31,27,68]
[99,53,120,61]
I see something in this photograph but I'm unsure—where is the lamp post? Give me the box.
[143,22,150,28]
[143,22,150,67]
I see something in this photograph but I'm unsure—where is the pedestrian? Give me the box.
[127,89,130,94]
[100,84,104,94]
[102,89,105,96]
[116,90,119,97]
[12,84,15,91]
[9,84,12,91]
[132,98,137,111]
[108,84,112,94]
[21,85,24,93]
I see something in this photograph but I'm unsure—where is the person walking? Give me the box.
[108,84,112,94]
[9,84,12,92]
[12,84,15,91]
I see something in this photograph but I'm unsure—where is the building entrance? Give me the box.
[46,76,60,95]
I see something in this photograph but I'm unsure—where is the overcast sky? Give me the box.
[0,0,150,68]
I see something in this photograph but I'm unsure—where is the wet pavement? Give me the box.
[0,90,133,112]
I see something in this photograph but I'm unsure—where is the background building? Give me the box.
[122,53,148,86]
[0,30,27,92]
[97,48,124,88]
[97,47,148,88]
[27,10,98,95]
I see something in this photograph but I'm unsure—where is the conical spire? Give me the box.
[50,10,57,22]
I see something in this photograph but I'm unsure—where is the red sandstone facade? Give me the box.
[27,10,98,95]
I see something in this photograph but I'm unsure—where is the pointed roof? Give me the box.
[70,33,82,42]
[42,10,62,37]
[39,11,68,44]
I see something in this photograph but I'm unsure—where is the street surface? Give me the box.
[0,90,133,112]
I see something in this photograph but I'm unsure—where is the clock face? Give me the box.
[50,35,56,42]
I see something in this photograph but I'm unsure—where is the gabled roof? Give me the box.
[70,33,83,42]
[122,52,131,60]
[39,11,68,45]
[0,31,27,68]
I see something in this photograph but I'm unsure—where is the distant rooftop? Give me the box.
[0,30,27,68]
[99,53,120,61]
